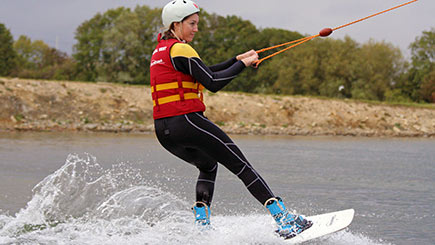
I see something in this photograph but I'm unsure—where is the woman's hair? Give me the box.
[162,23,177,40]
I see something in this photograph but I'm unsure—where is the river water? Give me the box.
[0,132,434,245]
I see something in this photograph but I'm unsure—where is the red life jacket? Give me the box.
[150,35,205,120]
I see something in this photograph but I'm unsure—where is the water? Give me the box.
[0,132,434,245]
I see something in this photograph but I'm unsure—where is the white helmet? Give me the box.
[162,0,200,31]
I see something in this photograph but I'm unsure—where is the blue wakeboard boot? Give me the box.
[192,201,211,227]
[265,197,313,239]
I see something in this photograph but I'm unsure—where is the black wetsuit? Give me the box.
[154,42,274,206]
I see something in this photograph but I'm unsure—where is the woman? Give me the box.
[150,0,312,239]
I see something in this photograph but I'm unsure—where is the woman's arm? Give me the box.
[170,43,246,92]
[208,57,238,72]
[208,49,259,72]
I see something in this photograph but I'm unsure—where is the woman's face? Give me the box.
[174,13,199,43]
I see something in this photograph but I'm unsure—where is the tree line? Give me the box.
[0,5,433,103]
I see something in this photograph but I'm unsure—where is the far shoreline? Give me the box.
[1,77,434,138]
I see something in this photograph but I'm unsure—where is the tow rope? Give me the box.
[254,0,418,67]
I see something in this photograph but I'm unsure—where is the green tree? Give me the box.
[192,13,262,92]
[72,5,305,90]
[193,16,305,93]
[73,7,126,82]
[251,28,304,93]
[13,35,76,80]
[403,28,434,102]
[193,14,258,65]
[317,37,360,99]
[271,37,360,97]
[69,3,418,103]
[73,6,161,83]
[269,36,406,101]
[14,35,50,69]
[419,69,435,102]
[0,23,17,76]
[351,40,406,101]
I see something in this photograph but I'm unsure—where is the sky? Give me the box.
[0,0,433,59]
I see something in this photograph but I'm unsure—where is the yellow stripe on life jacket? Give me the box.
[152,81,204,106]
[151,81,199,93]
[153,92,200,106]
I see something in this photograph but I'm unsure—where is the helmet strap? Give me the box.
[171,24,186,43]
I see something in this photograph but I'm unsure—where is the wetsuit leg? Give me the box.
[155,112,274,204]
[183,112,275,204]
[155,118,218,206]
[195,163,218,206]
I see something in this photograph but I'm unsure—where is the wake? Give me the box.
[0,153,386,245]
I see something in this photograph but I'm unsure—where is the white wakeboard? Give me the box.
[286,209,355,244]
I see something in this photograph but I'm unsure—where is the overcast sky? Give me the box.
[0,0,433,59]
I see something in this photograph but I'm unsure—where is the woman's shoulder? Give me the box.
[170,43,200,59]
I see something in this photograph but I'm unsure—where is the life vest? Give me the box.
[150,35,205,120]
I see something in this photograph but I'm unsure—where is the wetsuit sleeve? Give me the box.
[208,57,238,72]
[170,43,245,93]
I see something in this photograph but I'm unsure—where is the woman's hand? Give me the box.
[237,50,259,67]
[237,50,257,61]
